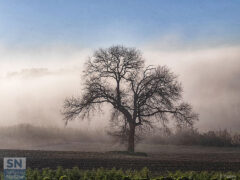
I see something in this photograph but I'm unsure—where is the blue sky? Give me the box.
[0,0,240,48]
[1,0,240,130]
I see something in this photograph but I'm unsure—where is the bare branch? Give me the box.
[62,45,199,149]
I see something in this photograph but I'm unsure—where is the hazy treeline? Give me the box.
[0,124,240,150]
[147,128,240,147]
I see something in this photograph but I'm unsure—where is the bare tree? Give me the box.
[63,45,198,152]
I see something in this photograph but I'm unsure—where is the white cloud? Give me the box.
[0,43,91,76]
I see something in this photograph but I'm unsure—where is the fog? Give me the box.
[0,42,240,145]
[143,44,240,131]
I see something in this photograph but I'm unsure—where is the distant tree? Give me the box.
[63,45,198,152]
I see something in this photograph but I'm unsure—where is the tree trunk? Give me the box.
[128,122,135,152]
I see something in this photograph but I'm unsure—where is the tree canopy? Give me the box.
[63,45,198,152]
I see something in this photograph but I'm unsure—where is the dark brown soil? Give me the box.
[0,148,240,172]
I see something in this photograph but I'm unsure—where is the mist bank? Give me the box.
[0,123,112,150]
[0,44,240,131]
[0,124,239,151]
[143,45,240,131]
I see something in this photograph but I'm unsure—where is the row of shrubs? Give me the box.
[147,129,240,147]
[1,167,240,180]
